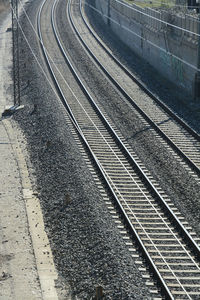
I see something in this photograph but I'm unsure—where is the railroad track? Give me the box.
[38,0,200,298]
[69,0,200,179]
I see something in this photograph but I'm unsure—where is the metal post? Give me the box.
[194,12,200,100]
[107,0,110,26]
[11,0,16,105]
[11,0,20,106]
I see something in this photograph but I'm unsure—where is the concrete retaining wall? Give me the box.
[91,0,199,98]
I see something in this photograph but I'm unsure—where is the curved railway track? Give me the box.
[37,0,200,298]
[69,0,200,179]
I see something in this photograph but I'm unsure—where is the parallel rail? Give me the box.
[38,0,200,298]
[69,0,200,177]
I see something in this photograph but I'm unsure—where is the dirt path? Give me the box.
[0,3,59,299]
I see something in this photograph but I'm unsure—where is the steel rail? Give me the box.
[41,0,178,297]
[68,0,200,269]
[68,0,200,177]
[38,1,173,298]
[80,0,200,142]
[38,0,200,298]
[65,0,200,262]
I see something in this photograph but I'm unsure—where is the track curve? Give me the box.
[37,0,200,298]
[69,0,200,178]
